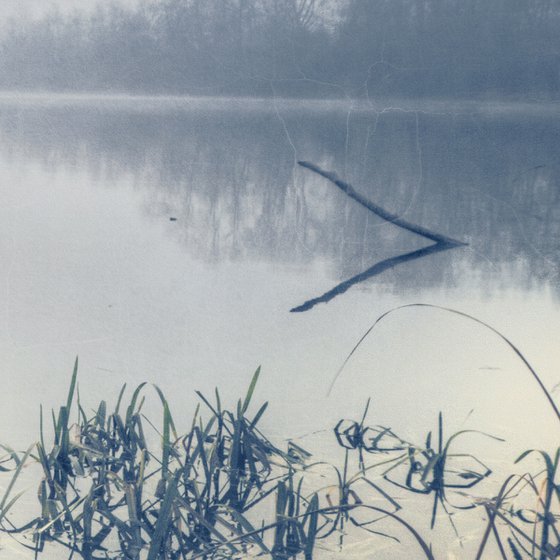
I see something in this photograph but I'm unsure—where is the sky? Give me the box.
[1,0,136,22]
[1,0,345,28]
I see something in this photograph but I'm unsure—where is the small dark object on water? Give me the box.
[169,217,177,221]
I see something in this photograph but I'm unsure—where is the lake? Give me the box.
[0,93,559,558]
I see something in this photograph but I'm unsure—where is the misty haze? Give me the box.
[0,2,559,559]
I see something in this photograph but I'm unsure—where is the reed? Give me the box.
[0,308,558,559]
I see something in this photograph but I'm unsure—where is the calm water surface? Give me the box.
[0,94,559,557]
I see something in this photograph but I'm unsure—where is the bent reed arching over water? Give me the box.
[0,307,559,560]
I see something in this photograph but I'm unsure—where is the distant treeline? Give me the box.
[1,0,559,99]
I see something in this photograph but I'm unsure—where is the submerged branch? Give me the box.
[297,161,466,246]
[292,162,467,312]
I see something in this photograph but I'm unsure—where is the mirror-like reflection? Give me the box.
[0,97,558,307]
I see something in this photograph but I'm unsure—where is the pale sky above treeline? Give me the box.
[2,0,136,21]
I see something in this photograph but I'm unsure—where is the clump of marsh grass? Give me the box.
[1,304,559,559]
[328,303,560,559]
[23,363,313,559]
[0,362,435,559]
